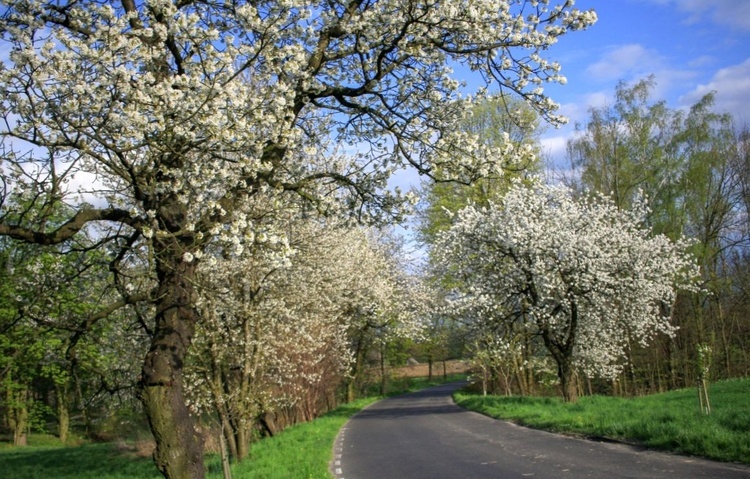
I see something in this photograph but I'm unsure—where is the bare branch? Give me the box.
[0,208,139,245]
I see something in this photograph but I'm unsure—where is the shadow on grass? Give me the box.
[320,403,367,419]
[0,443,161,479]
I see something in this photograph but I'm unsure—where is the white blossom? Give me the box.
[0,0,597,467]
[434,180,699,386]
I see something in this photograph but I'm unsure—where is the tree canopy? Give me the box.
[0,0,596,475]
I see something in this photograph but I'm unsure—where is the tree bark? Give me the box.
[57,384,70,444]
[208,348,239,460]
[219,426,233,479]
[539,299,579,402]
[10,386,29,446]
[235,424,250,461]
[139,240,204,478]
[346,336,368,402]
[216,395,238,460]
[558,357,578,403]
[379,342,387,396]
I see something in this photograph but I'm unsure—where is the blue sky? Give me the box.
[3,1,746,172]
[536,0,750,166]
[395,0,750,258]
[388,0,750,195]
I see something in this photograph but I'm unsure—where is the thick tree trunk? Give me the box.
[558,358,578,403]
[13,409,27,446]
[235,425,250,461]
[5,376,29,447]
[140,347,204,478]
[139,240,204,478]
[540,301,579,403]
[10,386,29,446]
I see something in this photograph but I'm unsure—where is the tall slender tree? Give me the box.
[566,78,750,390]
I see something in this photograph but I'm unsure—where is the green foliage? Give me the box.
[567,77,737,244]
[454,377,750,463]
[564,76,750,393]
[0,196,148,447]
[417,95,544,249]
[568,76,672,212]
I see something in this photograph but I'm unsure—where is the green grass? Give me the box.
[0,374,466,479]
[0,442,163,478]
[223,397,376,479]
[454,377,750,464]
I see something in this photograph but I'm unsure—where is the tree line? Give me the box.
[0,203,427,453]
[566,77,750,395]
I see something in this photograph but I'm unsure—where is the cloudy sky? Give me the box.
[536,0,750,166]
[394,0,750,256]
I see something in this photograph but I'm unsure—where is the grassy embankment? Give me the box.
[0,375,465,479]
[454,377,750,464]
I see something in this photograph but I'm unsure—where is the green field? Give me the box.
[454,377,750,464]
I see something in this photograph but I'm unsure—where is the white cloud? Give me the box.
[674,0,750,31]
[581,91,610,110]
[680,58,750,119]
[637,0,750,31]
[541,135,568,163]
[557,91,609,127]
[584,44,697,104]
[585,44,662,81]
[688,55,716,69]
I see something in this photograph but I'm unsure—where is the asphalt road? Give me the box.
[332,382,750,479]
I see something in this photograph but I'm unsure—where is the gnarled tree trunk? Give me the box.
[139,234,204,478]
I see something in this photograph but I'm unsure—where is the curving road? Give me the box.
[331,382,750,479]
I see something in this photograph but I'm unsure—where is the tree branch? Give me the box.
[0,208,138,245]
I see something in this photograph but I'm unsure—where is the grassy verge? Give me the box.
[454,377,750,464]
[0,374,466,479]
